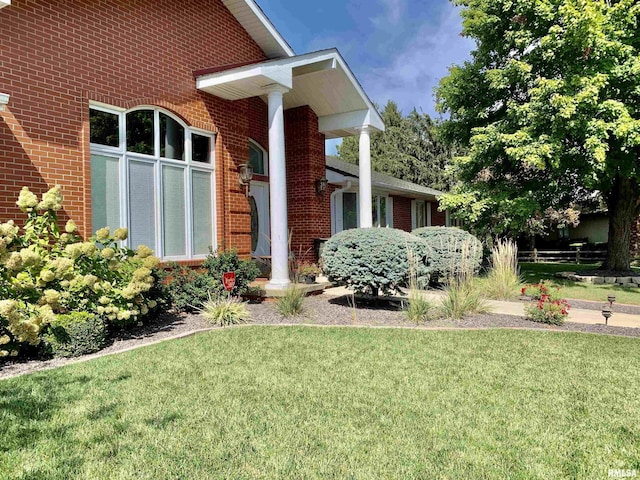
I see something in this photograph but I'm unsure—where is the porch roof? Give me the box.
[194,49,385,139]
[326,156,443,200]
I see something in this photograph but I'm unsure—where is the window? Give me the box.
[90,105,215,260]
[248,140,267,175]
[412,200,430,229]
[342,192,358,230]
[372,195,392,228]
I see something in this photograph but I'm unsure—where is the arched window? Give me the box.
[89,105,216,259]
[248,140,268,176]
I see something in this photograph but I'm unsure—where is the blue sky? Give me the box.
[258,0,476,153]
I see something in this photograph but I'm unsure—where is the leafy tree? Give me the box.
[437,0,640,271]
[337,101,452,191]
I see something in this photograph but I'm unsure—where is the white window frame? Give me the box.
[89,104,217,260]
[248,139,268,176]
[332,189,393,233]
[372,194,392,228]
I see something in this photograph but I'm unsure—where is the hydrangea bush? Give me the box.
[411,227,483,283]
[321,228,433,296]
[0,186,163,358]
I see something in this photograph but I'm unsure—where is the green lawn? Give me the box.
[2,326,640,479]
[519,262,640,305]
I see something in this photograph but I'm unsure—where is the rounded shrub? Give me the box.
[42,312,108,358]
[321,228,433,296]
[411,227,483,283]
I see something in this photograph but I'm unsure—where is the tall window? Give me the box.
[413,200,429,229]
[90,105,215,259]
[372,195,392,228]
[248,140,268,176]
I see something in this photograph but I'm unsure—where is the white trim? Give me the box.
[220,0,294,59]
[445,210,451,227]
[248,138,269,176]
[427,202,432,227]
[0,1,11,9]
[89,105,216,260]
[196,49,385,134]
[0,93,9,111]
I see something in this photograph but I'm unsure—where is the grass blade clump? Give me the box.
[199,295,251,327]
[276,286,306,318]
[485,239,522,300]
[404,291,433,324]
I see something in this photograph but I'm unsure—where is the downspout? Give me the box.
[330,180,352,236]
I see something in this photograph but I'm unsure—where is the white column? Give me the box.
[358,126,373,228]
[266,85,291,290]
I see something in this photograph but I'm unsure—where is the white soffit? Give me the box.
[195,49,385,138]
[221,0,294,59]
[0,0,10,8]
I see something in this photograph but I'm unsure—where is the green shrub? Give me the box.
[411,227,482,284]
[0,186,162,358]
[404,292,433,324]
[276,286,306,318]
[198,295,251,327]
[322,228,433,296]
[163,249,260,313]
[203,249,260,297]
[42,312,108,357]
[439,278,489,319]
[161,264,220,313]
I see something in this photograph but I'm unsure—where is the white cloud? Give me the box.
[360,4,475,117]
[371,0,406,27]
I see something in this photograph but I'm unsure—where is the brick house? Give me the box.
[0,0,446,291]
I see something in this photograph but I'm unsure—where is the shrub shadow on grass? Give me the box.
[0,373,91,452]
[109,312,188,341]
[328,294,404,312]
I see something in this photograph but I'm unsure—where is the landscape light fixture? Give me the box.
[607,295,616,307]
[601,305,613,326]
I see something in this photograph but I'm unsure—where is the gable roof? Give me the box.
[326,156,444,198]
[221,0,294,59]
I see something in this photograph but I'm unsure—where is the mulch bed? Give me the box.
[565,298,640,315]
[2,294,639,380]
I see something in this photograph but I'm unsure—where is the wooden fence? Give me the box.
[518,249,607,264]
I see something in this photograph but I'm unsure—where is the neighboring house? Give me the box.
[0,0,387,292]
[325,157,450,235]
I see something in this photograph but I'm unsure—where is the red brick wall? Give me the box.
[0,0,269,258]
[431,203,447,226]
[284,106,328,263]
[392,196,413,232]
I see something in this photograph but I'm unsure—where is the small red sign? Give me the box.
[223,272,236,291]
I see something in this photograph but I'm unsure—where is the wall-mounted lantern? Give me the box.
[238,163,254,197]
[315,177,328,196]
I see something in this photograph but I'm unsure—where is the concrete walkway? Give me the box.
[323,286,640,329]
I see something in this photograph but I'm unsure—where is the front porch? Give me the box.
[195,49,385,291]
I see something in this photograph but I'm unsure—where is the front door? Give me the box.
[249,181,270,256]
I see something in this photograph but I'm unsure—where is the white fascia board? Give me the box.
[196,64,293,92]
[319,110,379,134]
[331,52,385,132]
[0,93,9,111]
[240,0,294,57]
[0,0,10,8]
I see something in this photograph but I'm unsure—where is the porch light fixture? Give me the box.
[238,163,254,197]
[315,177,328,196]
[601,305,613,326]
